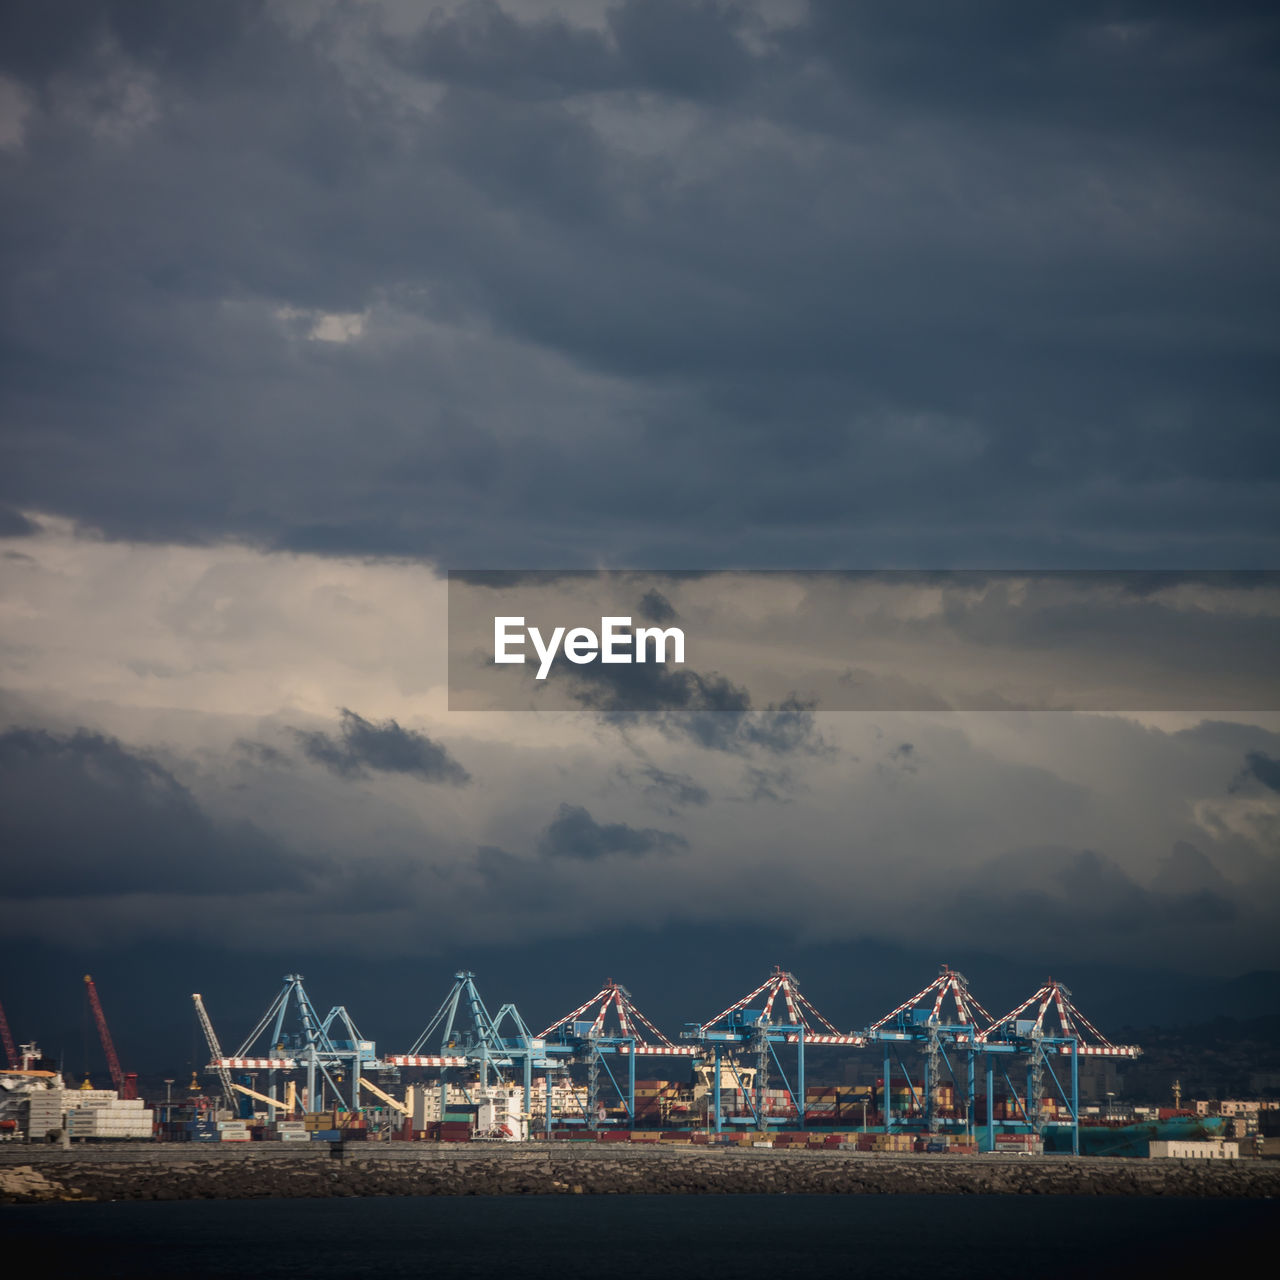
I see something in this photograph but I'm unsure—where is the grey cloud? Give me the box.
[0,726,311,897]
[0,0,267,83]
[395,0,756,104]
[554,651,827,756]
[294,709,470,785]
[636,764,709,810]
[1,0,1279,1015]
[1232,750,1280,794]
[307,854,442,919]
[0,506,38,537]
[796,3,1280,145]
[949,846,1245,959]
[1150,842,1233,899]
[567,661,749,714]
[637,588,676,624]
[393,2,616,100]
[234,739,293,769]
[0,4,1274,568]
[740,764,795,804]
[885,742,918,776]
[536,802,686,860]
[474,845,560,906]
[741,695,825,755]
[653,694,827,758]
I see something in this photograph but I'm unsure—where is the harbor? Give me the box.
[4,1140,1279,1204]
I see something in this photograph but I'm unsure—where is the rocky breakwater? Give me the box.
[2,1144,1277,1204]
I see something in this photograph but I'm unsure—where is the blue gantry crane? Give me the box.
[539,980,700,1131]
[388,971,548,1123]
[189,963,1142,1150]
[684,967,864,1134]
[865,965,992,1141]
[865,966,1140,1154]
[211,973,382,1115]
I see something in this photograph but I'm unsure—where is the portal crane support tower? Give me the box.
[401,972,545,1125]
[232,974,377,1112]
[866,965,990,1140]
[686,968,844,1133]
[540,980,689,1130]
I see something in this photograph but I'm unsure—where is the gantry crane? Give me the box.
[226,974,378,1112]
[686,967,863,1134]
[867,964,994,1138]
[978,977,1141,1156]
[388,971,547,1125]
[540,979,700,1131]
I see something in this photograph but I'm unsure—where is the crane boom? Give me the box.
[231,1081,299,1115]
[358,1075,409,1116]
[0,996,18,1069]
[192,993,237,1113]
[84,974,135,1096]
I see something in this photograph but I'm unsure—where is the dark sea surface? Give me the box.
[3,1194,1274,1279]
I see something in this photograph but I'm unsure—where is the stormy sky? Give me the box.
[1,1,1278,1074]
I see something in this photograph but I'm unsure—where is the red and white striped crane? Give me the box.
[982,978,1142,1058]
[868,964,995,1039]
[541,980,699,1057]
[703,966,864,1045]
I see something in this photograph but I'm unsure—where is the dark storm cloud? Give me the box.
[396,0,756,103]
[452,570,1280,712]
[536,802,686,860]
[566,659,749,714]
[796,2,1280,141]
[561,653,826,756]
[649,694,826,758]
[1232,750,1280,794]
[636,588,676,624]
[0,2,1276,566]
[0,506,38,537]
[0,726,311,897]
[739,695,824,754]
[1149,842,1234,899]
[0,0,264,82]
[947,846,1248,961]
[294,709,470,785]
[494,605,832,751]
[473,845,561,906]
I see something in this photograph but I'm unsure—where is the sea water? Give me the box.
[3,1194,1272,1278]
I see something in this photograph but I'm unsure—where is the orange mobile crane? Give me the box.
[84,974,137,1099]
[0,995,18,1069]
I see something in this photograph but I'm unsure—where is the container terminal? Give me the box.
[1,965,1269,1159]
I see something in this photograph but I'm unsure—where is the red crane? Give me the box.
[84,974,137,1099]
[0,995,18,1069]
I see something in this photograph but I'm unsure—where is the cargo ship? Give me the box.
[0,1043,64,1141]
[1041,1113,1228,1158]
